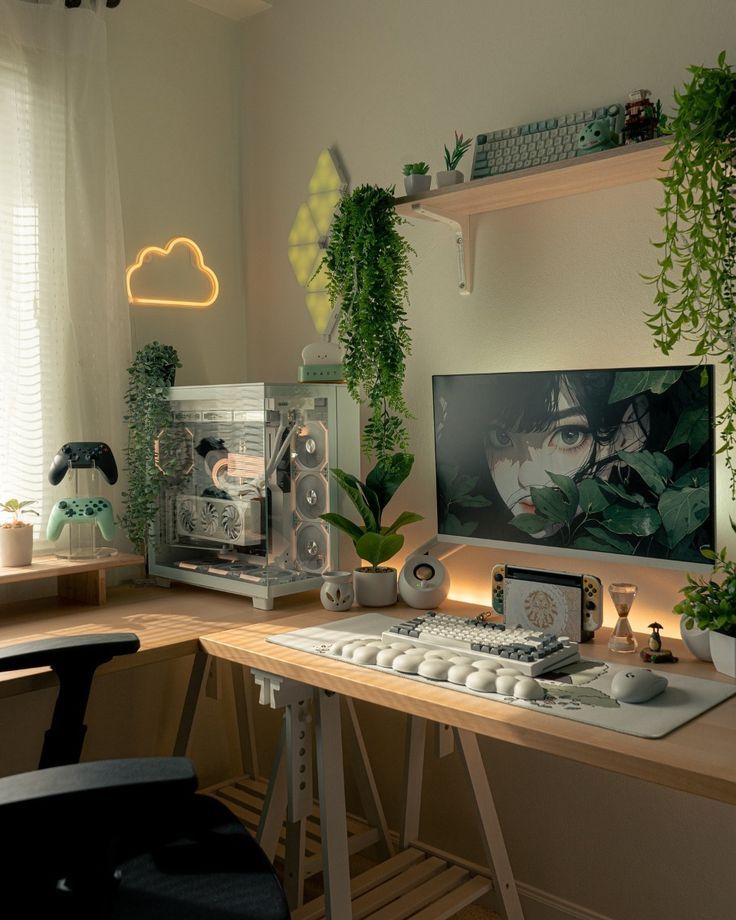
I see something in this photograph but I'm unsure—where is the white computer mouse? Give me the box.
[610,667,668,703]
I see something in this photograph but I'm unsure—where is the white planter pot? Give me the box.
[709,631,736,678]
[320,571,354,612]
[436,169,464,187]
[679,616,713,662]
[354,567,397,607]
[0,524,33,567]
[403,174,431,196]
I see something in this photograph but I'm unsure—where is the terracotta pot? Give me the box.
[353,566,397,607]
[0,524,34,567]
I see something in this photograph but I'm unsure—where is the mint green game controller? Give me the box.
[46,498,115,542]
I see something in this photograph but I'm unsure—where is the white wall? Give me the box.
[240,3,736,918]
[240,0,736,640]
[108,0,246,385]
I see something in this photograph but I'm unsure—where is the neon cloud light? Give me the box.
[126,236,219,308]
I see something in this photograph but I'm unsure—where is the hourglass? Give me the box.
[608,583,638,653]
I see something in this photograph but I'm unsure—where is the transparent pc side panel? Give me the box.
[150,383,337,589]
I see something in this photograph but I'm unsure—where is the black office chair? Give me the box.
[0,634,290,919]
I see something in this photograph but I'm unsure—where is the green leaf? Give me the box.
[382,510,424,535]
[674,467,710,489]
[598,480,646,506]
[577,478,611,513]
[443,513,478,537]
[330,468,378,531]
[665,402,711,456]
[510,513,550,534]
[546,471,579,512]
[529,484,573,523]
[601,505,662,537]
[658,486,710,549]
[356,532,404,567]
[456,494,493,508]
[320,512,364,543]
[618,450,672,495]
[365,453,414,514]
[573,527,634,554]
[608,369,682,403]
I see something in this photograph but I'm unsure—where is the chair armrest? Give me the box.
[0,633,140,673]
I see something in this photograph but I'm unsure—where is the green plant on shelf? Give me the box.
[443,131,472,171]
[675,547,736,639]
[0,499,38,528]
[402,162,430,176]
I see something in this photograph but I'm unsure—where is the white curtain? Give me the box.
[0,0,131,549]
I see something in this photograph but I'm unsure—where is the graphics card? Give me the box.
[175,495,261,547]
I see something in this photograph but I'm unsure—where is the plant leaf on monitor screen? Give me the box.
[673,467,710,489]
[601,505,662,537]
[546,471,579,512]
[530,484,574,523]
[444,512,479,537]
[658,486,710,548]
[577,478,611,513]
[598,480,647,506]
[511,513,550,534]
[665,402,710,457]
[438,464,492,520]
[607,368,682,403]
[618,450,673,495]
[573,527,634,554]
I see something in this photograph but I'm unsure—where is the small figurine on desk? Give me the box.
[640,621,678,664]
[623,89,661,144]
[575,118,620,156]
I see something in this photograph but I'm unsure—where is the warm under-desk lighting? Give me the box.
[126,237,219,308]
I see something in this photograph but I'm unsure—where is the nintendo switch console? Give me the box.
[491,563,602,642]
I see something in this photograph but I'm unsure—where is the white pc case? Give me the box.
[147,382,359,609]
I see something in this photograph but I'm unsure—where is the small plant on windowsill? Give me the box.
[402,162,431,196]
[437,131,472,187]
[0,499,38,567]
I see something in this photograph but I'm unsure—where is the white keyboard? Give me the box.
[381,611,579,677]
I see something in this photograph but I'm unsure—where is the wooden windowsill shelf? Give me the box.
[393,137,671,293]
[0,552,144,605]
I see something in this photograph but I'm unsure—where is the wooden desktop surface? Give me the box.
[199,597,736,807]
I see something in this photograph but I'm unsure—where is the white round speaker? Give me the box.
[398,554,450,609]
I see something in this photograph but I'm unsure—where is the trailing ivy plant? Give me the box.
[120,342,181,555]
[319,184,415,459]
[645,51,736,492]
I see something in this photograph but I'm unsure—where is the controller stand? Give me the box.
[53,468,117,560]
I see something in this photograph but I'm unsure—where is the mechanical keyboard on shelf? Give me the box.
[381,611,580,677]
[470,102,624,180]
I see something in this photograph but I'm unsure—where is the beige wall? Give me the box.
[108,0,246,385]
[240,3,736,918]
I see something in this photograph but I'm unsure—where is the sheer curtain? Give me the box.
[0,0,131,549]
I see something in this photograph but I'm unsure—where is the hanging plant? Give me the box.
[645,51,736,491]
[319,184,415,459]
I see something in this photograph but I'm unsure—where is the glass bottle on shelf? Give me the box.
[608,583,638,653]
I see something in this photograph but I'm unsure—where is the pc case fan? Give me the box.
[294,472,328,520]
[199,501,218,535]
[177,499,196,534]
[293,422,327,470]
[221,503,242,541]
[294,522,328,571]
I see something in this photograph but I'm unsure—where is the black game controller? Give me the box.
[48,442,118,486]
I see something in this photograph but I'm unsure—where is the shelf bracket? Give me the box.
[411,204,474,295]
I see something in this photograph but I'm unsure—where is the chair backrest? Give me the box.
[0,633,140,768]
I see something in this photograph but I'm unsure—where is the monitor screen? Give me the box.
[433,365,715,568]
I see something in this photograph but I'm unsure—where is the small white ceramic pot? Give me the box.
[320,571,354,612]
[709,631,736,678]
[679,616,713,662]
[0,524,33,567]
[403,174,431,196]
[436,169,464,187]
[353,567,397,607]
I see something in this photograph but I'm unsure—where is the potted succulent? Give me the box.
[120,341,182,557]
[321,453,422,606]
[646,52,736,494]
[402,162,431,196]
[436,131,472,187]
[0,499,38,567]
[675,547,736,676]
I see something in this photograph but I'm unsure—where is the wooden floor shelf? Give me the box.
[206,775,497,920]
[0,553,144,605]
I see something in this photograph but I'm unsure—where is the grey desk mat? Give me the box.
[269,613,736,739]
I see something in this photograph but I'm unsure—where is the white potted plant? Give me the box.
[675,547,736,677]
[321,453,422,607]
[0,499,38,567]
[402,162,431,196]
[436,131,472,187]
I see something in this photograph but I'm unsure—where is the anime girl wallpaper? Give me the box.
[433,366,714,564]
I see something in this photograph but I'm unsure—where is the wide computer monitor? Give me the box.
[432,365,715,569]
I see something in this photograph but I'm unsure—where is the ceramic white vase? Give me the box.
[679,616,713,662]
[709,631,736,678]
[353,566,397,607]
[403,174,431,196]
[436,169,464,187]
[320,571,354,612]
[0,525,33,567]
